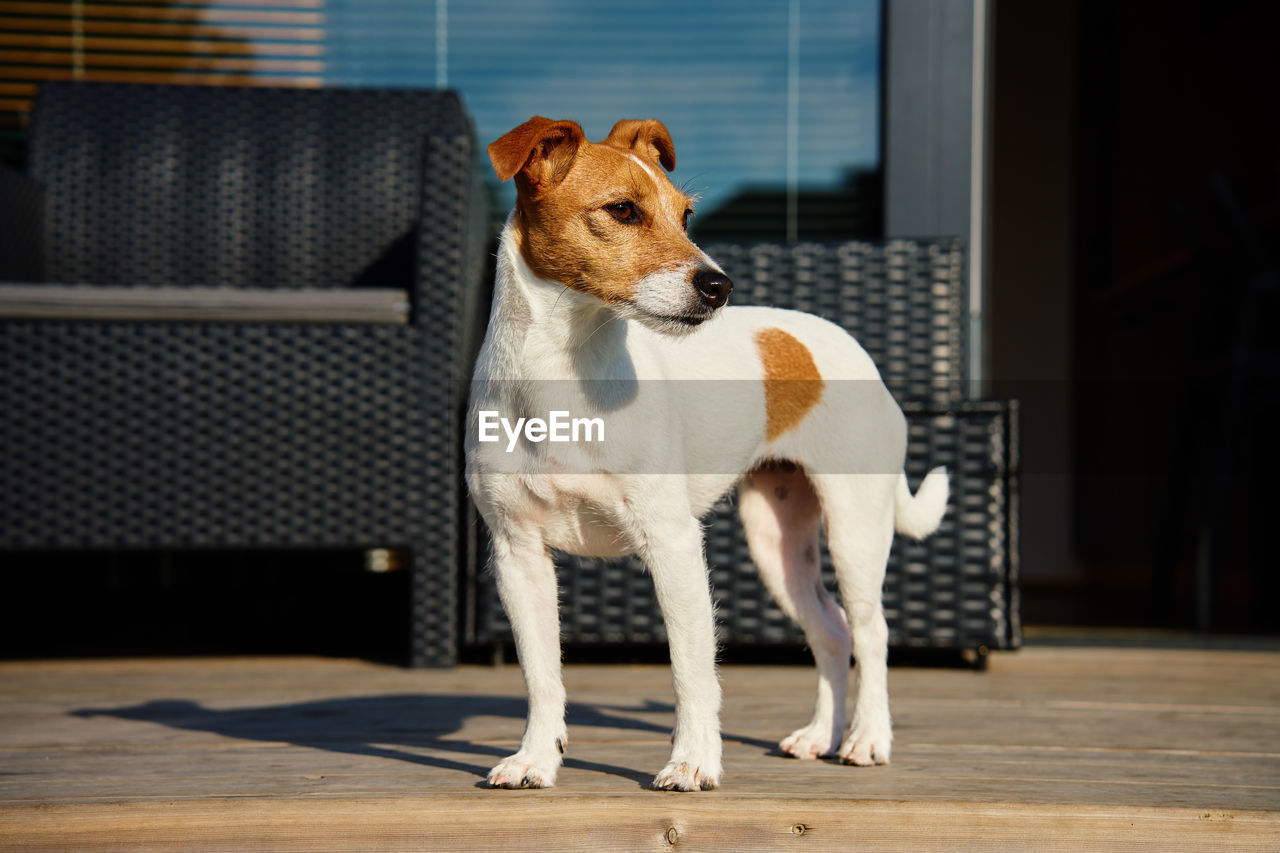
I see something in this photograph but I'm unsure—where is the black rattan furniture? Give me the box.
[468,240,1021,659]
[705,240,969,407]
[0,83,488,666]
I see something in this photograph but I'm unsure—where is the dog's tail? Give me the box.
[894,467,949,539]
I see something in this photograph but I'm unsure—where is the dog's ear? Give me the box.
[603,119,676,172]
[487,117,586,191]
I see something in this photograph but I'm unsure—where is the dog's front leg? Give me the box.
[487,529,567,788]
[641,517,723,791]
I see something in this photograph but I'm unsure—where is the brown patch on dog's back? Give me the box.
[755,327,824,441]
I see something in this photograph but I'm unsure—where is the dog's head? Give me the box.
[489,116,732,333]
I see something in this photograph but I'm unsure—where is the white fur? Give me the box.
[622,151,686,226]
[894,469,950,539]
[624,151,660,182]
[466,218,948,791]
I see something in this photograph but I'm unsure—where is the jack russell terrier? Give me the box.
[465,116,949,792]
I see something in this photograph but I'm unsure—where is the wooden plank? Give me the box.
[0,3,324,25]
[5,738,1277,811]
[0,796,1276,853]
[0,81,36,93]
[0,33,324,55]
[1,650,1277,850]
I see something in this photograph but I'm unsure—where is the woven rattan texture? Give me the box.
[474,402,1019,652]
[1,323,426,547]
[411,131,480,667]
[29,83,470,305]
[704,241,967,407]
[0,165,44,282]
[3,83,484,666]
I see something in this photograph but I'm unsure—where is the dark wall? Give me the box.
[987,1,1079,607]
[991,0,1279,630]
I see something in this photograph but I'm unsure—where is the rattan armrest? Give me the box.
[0,285,409,324]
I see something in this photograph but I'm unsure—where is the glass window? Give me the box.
[0,1,326,167]
[326,0,882,241]
[2,0,882,240]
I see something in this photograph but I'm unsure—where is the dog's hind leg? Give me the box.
[486,529,568,788]
[740,466,851,759]
[812,472,897,766]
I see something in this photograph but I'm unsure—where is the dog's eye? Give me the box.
[682,209,693,231]
[605,201,642,224]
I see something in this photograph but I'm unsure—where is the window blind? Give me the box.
[326,0,884,241]
[0,1,325,128]
[2,0,883,241]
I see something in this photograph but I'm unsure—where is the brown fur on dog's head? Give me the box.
[488,117,701,308]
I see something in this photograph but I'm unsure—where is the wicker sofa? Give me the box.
[0,83,488,666]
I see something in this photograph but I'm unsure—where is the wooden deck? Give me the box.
[2,646,1278,851]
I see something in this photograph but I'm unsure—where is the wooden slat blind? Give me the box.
[0,0,326,132]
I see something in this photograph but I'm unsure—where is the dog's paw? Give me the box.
[652,760,721,792]
[779,723,839,759]
[837,724,892,766]
[486,752,559,789]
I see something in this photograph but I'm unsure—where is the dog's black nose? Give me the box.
[693,270,733,308]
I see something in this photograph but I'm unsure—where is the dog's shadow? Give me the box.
[73,693,777,790]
